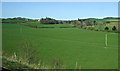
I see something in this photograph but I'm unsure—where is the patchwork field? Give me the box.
[2,23,118,69]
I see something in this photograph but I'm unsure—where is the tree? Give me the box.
[84,20,92,26]
[40,17,58,24]
[98,23,104,31]
[112,26,116,31]
[105,21,110,23]
[73,20,82,28]
[105,26,109,31]
[93,21,97,25]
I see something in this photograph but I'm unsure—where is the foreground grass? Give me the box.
[2,23,118,69]
[2,52,69,69]
[2,58,31,69]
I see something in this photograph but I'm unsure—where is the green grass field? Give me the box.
[2,23,118,69]
[93,25,113,30]
[21,22,74,28]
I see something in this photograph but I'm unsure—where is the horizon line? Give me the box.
[1,16,119,20]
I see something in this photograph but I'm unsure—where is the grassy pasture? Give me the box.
[21,22,74,28]
[37,24,74,28]
[93,25,113,30]
[2,19,25,23]
[2,23,118,69]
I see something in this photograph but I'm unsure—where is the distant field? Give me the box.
[2,23,118,69]
[2,19,25,23]
[106,19,120,21]
[89,19,106,23]
[93,25,113,30]
[21,22,74,28]
[37,24,74,28]
[89,19,119,29]
[90,19,120,23]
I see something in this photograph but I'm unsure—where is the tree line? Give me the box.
[2,17,119,33]
[39,17,118,32]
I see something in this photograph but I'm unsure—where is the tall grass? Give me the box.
[3,40,81,69]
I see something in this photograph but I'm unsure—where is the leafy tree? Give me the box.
[98,23,104,31]
[74,20,81,28]
[84,20,92,26]
[40,17,58,24]
[105,21,110,23]
[112,26,116,31]
[81,22,87,29]
[105,26,109,30]
[93,21,97,25]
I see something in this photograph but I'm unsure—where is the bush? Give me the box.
[20,40,40,64]
[40,17,58,24]
[87,27,94,30]
[83,27,87,29]
[112,26,116,31]
[105,26,109,31]
[95,29,99,31]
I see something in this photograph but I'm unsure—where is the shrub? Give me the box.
[40,17,58,24]
[20,40,40,64]
[87,27,94,30]
[112,26,116,31]
[83,27,87,29]
[105,26,109,31]
[95,29,99,31]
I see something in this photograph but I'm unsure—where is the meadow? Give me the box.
[20,22,74,28]
[2,23,118,69]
